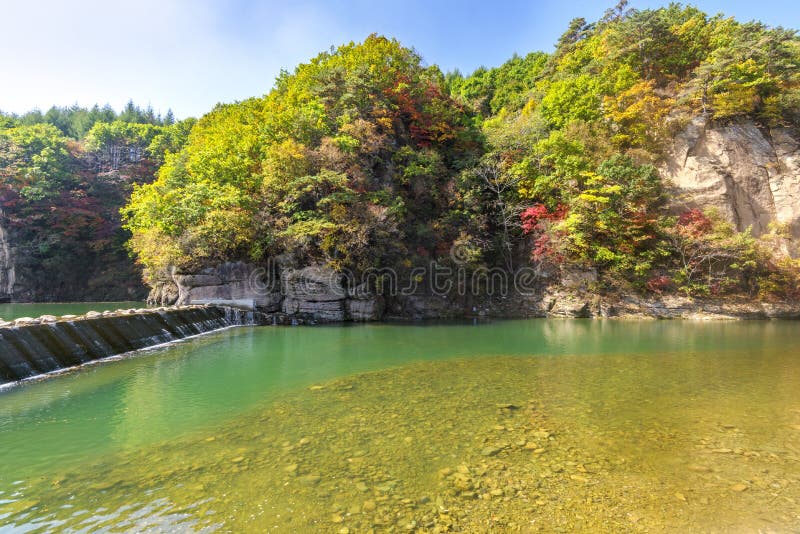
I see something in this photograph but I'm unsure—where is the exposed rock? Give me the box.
[770,128,800,239]
[0,209,16,302]
[346,294,385,321]
[544,290,594,318]
[281,266,385,322]
[174,262,282,311]
[151,258,800,323]
[146,271,180,307]
[281,266,346,302]
[560,267,597,291]
[160,260,386,323]
[663,117,800,250]
[282,297,345,321]
[390,294,463,320]
[281,266,346,321]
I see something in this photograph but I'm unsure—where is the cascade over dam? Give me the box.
[0,305,257,385]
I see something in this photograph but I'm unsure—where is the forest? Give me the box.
[3,1,800,301]
[0,103,193,300]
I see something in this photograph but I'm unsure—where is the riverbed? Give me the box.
[1,319,799,532]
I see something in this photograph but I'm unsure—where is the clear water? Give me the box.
[0,302,145,322]
[1,320,799,532]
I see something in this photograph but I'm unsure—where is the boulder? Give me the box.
[1,209,18,301]
[546,294,593,318]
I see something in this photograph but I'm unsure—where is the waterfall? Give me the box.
[0,306,257,386]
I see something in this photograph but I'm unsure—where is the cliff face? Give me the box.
[0,211,15,302]
[0,210,148,303]
[149,262,385,322]
[662,116,800,250]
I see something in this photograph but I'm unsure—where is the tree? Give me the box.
[164,109,175,126]
[124,35,481,276]
[603,80,673,150]
[471,156,522,272]
[602,0,630,24]
[539,75,604,128]
[666,210,758,295]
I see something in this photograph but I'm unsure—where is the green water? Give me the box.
[0,302,145,322]
[1,320,799,532]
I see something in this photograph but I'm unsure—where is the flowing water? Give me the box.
[0,302,145,322]
[0,320,799,532]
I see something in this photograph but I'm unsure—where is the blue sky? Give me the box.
[1,0,798,119]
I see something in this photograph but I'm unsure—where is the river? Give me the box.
[1,318,799,531]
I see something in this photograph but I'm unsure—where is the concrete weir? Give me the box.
[0,305,257,386]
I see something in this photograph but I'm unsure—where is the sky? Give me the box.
[2,0,799,119]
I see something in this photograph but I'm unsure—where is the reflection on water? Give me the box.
[1,320,799,531]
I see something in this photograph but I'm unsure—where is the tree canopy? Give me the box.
[0,103,193,300]
[7,3,800,301]
[124,35,482,277]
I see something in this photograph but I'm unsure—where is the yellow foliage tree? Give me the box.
[603,80,673,151]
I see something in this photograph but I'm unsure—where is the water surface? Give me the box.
[1,320,799,532]
[0,302,145,322]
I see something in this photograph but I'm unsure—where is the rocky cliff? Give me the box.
[0,212,147,302]
[148,262,385,323]
[0,210,16,302]
[662,116,800,251]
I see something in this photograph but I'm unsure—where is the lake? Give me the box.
[1,319,799,531]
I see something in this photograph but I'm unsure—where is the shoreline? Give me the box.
[1,299,797,388]
[2,296,800,328]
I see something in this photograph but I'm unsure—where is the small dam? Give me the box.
[0,305,257,385]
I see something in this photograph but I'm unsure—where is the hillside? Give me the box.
[0,105,193,301]
[125,2,800,313]
[3,2,800,310]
